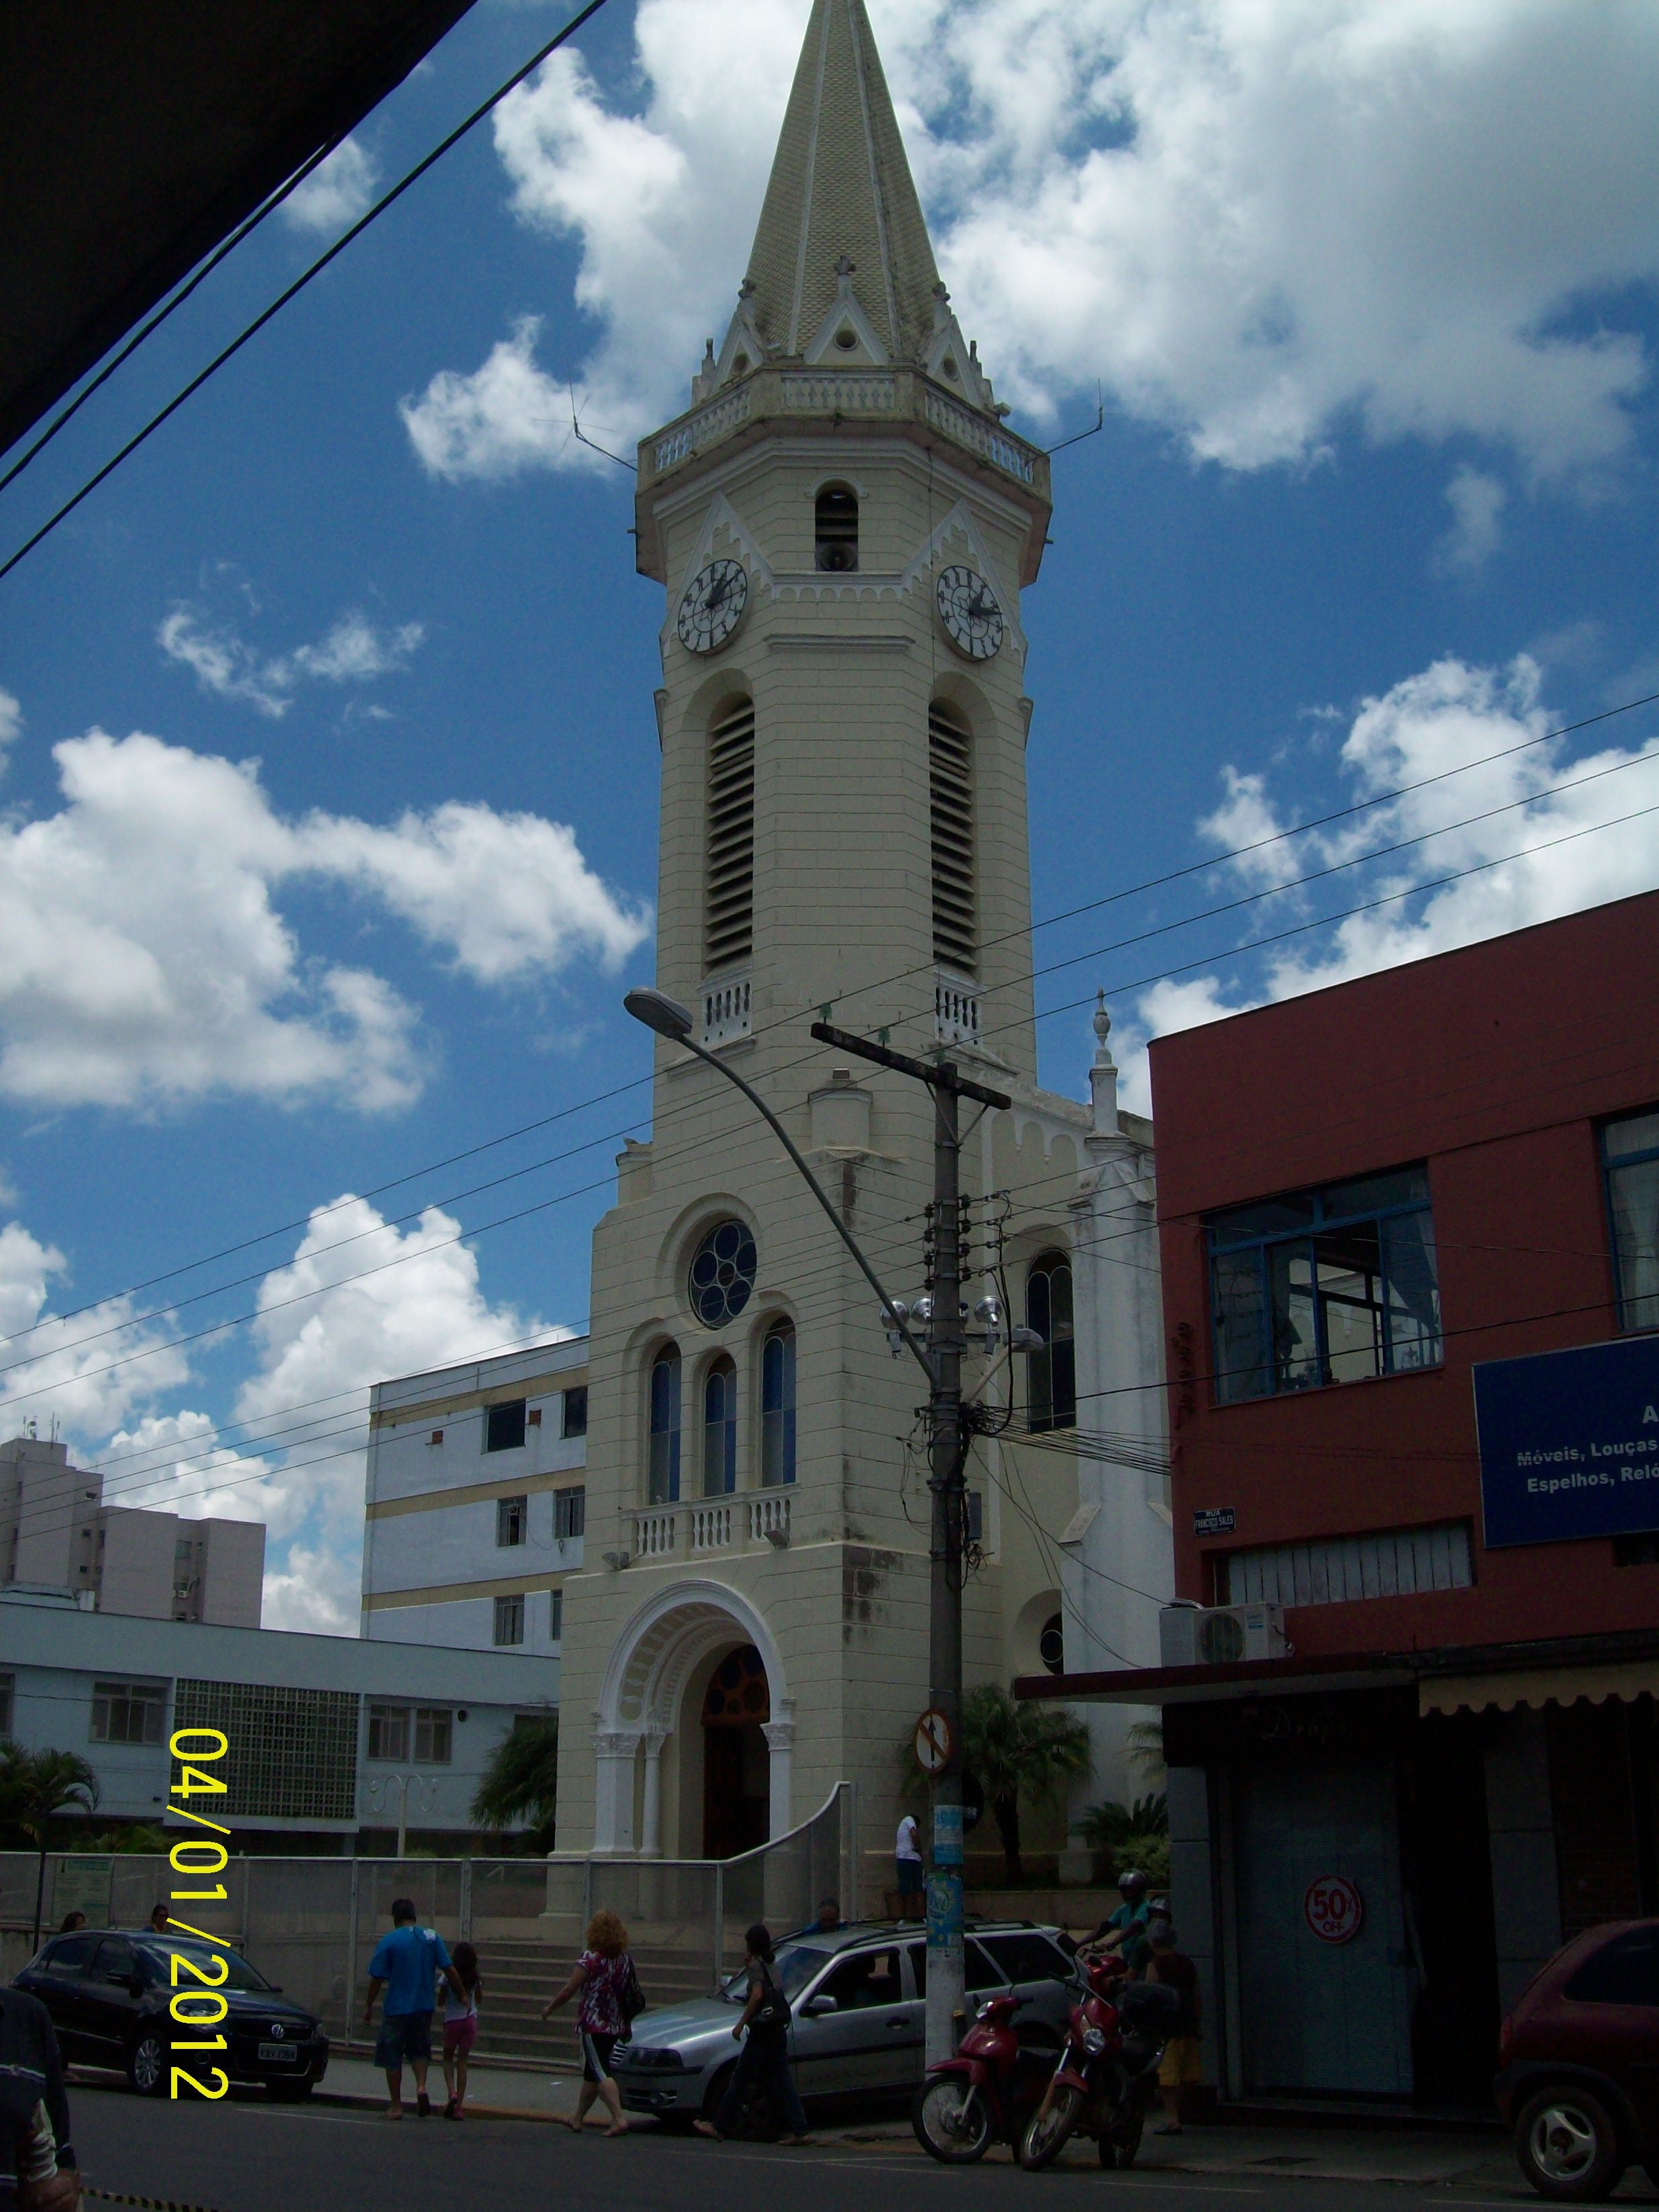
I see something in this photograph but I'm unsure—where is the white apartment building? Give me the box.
[1,1431,264,1628]
[0,1587,557,1849]
[360,1339,590,1658]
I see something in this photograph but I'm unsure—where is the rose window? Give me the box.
[689,1219,758,1327]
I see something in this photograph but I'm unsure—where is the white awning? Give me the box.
[1420,1660,1659,1717]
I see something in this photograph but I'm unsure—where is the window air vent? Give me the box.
[705,698,755,970]
[929,701,976,975]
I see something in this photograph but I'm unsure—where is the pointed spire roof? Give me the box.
[742,0,942,366]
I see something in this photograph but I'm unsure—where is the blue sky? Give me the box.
[1,0,1656,1628]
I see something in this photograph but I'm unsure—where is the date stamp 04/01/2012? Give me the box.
[162,1727,234,2099]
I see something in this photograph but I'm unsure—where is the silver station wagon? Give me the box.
[613,1920,1077,2123]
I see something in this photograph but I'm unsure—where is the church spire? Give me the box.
[738,0,948,370]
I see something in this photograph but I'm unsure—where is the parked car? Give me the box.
[612,1919,1076,2125]
[16,1927,330,2099]
[1495,1918,1659,2200]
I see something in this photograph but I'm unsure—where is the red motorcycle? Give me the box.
[1017,1954,1180,2171]
[912,1991,1056,2163]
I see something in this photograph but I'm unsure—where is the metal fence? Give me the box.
[1,1782,854,2060]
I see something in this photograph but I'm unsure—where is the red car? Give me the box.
[1495,1919,1659,2200]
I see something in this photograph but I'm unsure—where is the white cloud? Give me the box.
[0,1220,188,1439]
[404,0,1659,485]
[1195,768,1302,890]
[234,1197,570,1631]
[301,801,650,981]
[158,605,424,718]
[401,316,576,483]
[283,138,379,235]
[1433,464,1508,574]
[0,729,649,1112]
[89,1198,572,1633]
[1132,653,1659,1070]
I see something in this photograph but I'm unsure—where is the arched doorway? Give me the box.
[701,1644,770,1858]
[591,1578,793,1856]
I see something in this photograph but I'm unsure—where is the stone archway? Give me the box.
[592,1578,793,1856]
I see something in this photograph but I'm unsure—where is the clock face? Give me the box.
[936,564,1004,660]
[677,559,748,654]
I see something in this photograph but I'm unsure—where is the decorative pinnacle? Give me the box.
[1093,990,1114,1062]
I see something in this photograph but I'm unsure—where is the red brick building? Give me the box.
[1029,891,1659,2107]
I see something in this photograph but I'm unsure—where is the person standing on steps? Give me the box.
[694,1925,810,2147]
[363,1897,468,2121]
[895,1811,924,1919]
[542,1909,635,2136]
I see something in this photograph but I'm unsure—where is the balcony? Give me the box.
[640,367,1049,519]
[701,973,752,1047]
[629,1493,792,1560]
[935,973,981,1046]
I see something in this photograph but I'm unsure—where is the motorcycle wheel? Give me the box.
[1018,2086,1084,2172]
[913,2078,993,2164]
[1100,2105,1144,2169]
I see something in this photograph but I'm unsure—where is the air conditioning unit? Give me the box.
[1159,1600,1286,1668]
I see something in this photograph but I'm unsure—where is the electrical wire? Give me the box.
[6,681,1655,1352]
[0,0,613,586]
[10,757,1656,1417]
[0,130,358,495]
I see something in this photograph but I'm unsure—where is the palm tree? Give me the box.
[470,1714,558,1851]
[960,1684,1091,1883]
[0,1742,100,1948]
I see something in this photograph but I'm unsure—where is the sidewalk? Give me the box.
[313,2058,1617,2192]
[319,2052,580,2121]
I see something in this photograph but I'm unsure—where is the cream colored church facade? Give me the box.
[362,0,1172,1894]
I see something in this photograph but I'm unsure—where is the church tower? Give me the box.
[553,0,1148,1882]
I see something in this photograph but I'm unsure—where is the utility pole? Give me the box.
[622,989,1009,2067]
[812,1021,1009,2063]
[924,1064,967,2062]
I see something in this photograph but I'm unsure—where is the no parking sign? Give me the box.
[1304,1874,1364,1944]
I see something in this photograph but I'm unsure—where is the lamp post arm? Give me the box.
[674,1034,938,1386]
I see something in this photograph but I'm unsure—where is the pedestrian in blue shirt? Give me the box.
[363,1897,468,2119]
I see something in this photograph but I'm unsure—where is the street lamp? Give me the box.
[623,987,1010,2063]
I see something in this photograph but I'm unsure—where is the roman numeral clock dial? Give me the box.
[936,564,1004,660]
[676,558,749,653]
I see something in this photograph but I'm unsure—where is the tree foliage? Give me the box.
[470,1715,558,1850]
[0,1742,100,1848]
[958,1683,1091,1882]
[1079,1791,1170,1888]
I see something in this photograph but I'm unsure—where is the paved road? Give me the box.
[67,2080,1653,2212]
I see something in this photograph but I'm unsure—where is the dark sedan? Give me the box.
[1495,1918,1659,2200]
[16,1927,329,2099]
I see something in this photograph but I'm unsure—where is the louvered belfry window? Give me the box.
[705,696,755,970]
[929,699,976,974]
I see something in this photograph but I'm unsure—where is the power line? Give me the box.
[11,684,1656,1356]
[7,789,1657,1440]
[0,130,356,494]
[0,0,613,585]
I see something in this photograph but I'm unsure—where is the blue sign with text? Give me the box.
[1474,1334,1659,1548]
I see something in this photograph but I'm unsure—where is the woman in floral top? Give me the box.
[542,1909,634,2135]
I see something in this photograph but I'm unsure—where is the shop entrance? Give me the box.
[1234,1760,1414,2095]
[702,1644,770,1858]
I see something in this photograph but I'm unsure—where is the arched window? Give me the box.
[1025,1251,1076,1432]
[760,1321,797,1487]
[705,697,754,971]
[929,699,976,975]
[703,1356,738,1496]
[648,1345,682,1503]
[814,485,858,572]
